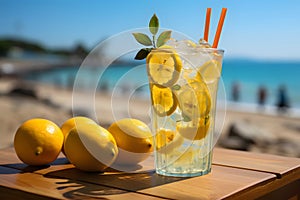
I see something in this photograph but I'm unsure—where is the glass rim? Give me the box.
[153,47,224,54]
[194,47,224,53]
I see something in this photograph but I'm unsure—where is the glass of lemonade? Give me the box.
[147,40,224,177]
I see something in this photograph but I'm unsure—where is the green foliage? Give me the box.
[134,48,153,60]
[156,31,171,47]
[0,39,46,56]
[149,14,159,35]
[132,14,172,60]
[0,38,88,57]
[132,33,152,46]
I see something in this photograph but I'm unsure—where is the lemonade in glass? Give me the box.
[147,41,223,177]
[133,10,226,176]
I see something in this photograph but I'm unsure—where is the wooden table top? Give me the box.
[0,147,299,200]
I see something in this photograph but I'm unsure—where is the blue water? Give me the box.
[222,59,300,108]
[24,59,300,109]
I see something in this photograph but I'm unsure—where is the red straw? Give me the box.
[212,8,227,48]
[204,8,211,42]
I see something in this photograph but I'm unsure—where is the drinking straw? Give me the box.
[212,8,227,48]
[204,8,212,42]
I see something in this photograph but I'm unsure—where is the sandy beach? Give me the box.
[1,78,299,158]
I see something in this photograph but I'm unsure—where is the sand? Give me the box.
[1,78,299,157]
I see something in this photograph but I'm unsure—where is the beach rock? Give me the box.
[273,138,300,157]
[250,138,300,157]
[220,120,277,151]
[8,86,38,99]
[5,82,63,109]
[219,136,253,151]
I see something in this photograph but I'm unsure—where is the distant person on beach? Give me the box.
[276,85,290,113]
[231,82,240,102]
[257,85,267,109]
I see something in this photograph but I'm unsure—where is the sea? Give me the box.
[24,58,300,117]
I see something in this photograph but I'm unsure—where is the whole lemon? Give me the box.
[60,116,97,153]
[64,123,118,172]
[108,118,153,165]
[14,118,64,166]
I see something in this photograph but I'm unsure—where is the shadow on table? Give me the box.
[0,163,51,173]
[0,157,70,173]
[44,167,189,198]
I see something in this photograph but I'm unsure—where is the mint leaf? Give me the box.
[172,84,181,91]
[132,33,152,46]
[134,48,152,60]
[182,114,191,122]
[149,14,159,35]
[156,30,171,47]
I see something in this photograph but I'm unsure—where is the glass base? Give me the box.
[156,167,211,177]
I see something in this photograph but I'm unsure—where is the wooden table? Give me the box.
[0,147,299,199]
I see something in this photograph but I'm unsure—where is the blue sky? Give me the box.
[1,0,300,60]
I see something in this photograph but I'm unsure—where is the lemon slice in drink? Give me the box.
[177,116,211,140]
[155,128,184,154]
[150,84,178,116]
[146,47,182,87]
[199,60,221,83]
[177,80,211,120]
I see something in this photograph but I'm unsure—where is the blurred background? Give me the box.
[1,0,300,157]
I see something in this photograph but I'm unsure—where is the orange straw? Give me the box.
[212,8,227,48]
[204,8,211,42]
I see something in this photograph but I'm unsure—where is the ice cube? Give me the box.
[198,38,212,48]
[166,38,178,48]
[176,40,197,49]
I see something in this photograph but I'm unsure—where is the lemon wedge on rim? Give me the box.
[146,46,182,87]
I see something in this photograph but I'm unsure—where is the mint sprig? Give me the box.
[132,33,152,46]
[133,14,172,60]
[149,14,159,35]
[156,30,171,47]
[134,48,152,60]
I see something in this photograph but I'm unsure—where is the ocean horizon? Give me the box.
[24,58,300,116]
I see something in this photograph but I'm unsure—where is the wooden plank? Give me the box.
[0,166,162,200]
[213,148,300,177]
[0,148,155,175]
[140,166,276,200]
[41,164,276,200]
[1,148,278,199]
[256,179,300,200]
[0,186,57,200]
[2,147,299,199]
[5,147,300,178]
[0,148,76,175]
[213,148,300,198]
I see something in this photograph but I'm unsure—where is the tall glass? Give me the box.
[147,43,224,177]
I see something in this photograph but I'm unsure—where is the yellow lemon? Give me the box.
[177,80,211,120]
[155,128,184,154]
[177,116,211,140]
[64,123,118,172]
[146,47,182,87]
[199,60,222,83]
[14,118,63,166]
[107,118,153,165]
[60,116,97,154]
[150,84,178,117]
